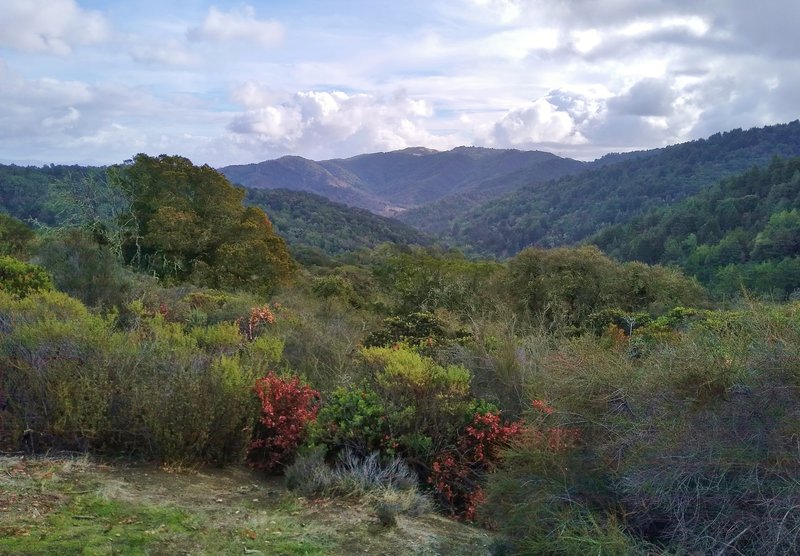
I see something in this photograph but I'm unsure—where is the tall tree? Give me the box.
[114,154,294,294]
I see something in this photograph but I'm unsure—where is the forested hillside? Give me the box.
[245,188,434,259]
[443,121,800,257]
[0,164,103,225]
[592,156,800,297]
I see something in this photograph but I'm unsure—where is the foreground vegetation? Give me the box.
[3,152,800,554]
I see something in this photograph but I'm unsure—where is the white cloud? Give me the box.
[42,106,80,129]
[465,0,525,24]
[131,40,200,66]
[187,5,284,47]
[488,98,586,147]
[230,82,285,110]
[608,78,677,117]
[0,0,109,55]
[228,89,445,159]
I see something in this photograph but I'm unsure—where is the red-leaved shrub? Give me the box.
[430,411,522,520]
[248,372,320,472]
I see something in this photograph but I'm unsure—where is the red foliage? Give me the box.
[247,372,320,472]
[531,398,554,414]
[430,411,522,521]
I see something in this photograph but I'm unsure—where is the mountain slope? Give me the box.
[220,147,586,217]
[444,121,800,257]
[221,156,392,214]
[245,188,434,257]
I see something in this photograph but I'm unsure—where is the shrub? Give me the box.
[0,256,53,298]
[271,288,370,391]
[0,213,36,259]
[332,448,418,495]
[0,290,262,465]
[36,231,133,308]
[361,346,475,464]
[430,410,522,520]
[284,447,433,519]
[248,372,321,472]
[284,446,335,497]
[363,312,449,349]
[312,386,389,456]
[243,304,275,340]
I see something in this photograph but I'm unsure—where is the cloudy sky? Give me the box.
[0,0,798,166]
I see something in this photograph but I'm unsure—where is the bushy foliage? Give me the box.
[506,245,706,331]
[0,214,36,259]
[0,290,266,465]
[367,245,503,316]
[285,447,432,522]
[363,311,464,351]
[483,301,800,554]
[248,372,321,472]
[0,256,53,298]
[273,287,374,391]
[312,386,389,456]
[361,346,475,463]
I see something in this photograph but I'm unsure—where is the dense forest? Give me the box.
[4,132,800,554]
[593,156,800,298]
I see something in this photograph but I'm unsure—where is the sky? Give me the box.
[0,0,798,167]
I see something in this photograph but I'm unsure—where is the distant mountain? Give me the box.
[443,121,800,257]
[220,147,586,217]
[245,188,434,258]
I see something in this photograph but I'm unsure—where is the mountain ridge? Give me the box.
[219,146,586,217]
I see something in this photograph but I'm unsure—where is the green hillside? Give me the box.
[444,121,800,257]
[245,188,434,258]
[592,156,800,297]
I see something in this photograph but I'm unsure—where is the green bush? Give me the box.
[362,346,475,463]
[0,213,36,259]
[312,386,389,456]
[483,301,800,554]
[0,256,53,298]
